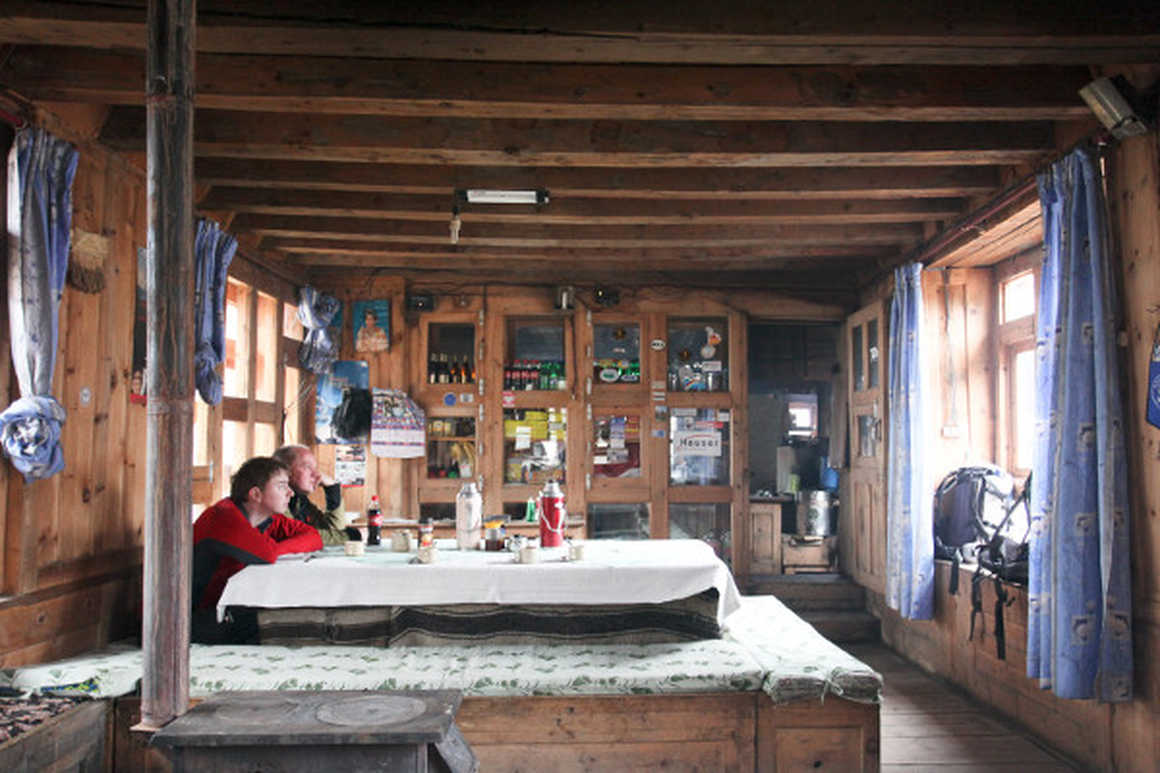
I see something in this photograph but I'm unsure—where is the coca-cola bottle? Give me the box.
[366,494,383,546]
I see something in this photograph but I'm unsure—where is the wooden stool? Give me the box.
[151,690,477,773]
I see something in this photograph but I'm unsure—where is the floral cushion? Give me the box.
[186,640,763,698]
[0,595,881,704]
[723,595,882,704]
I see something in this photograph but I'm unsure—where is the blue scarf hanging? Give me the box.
[193,218,237,404]
[0,127,78,482]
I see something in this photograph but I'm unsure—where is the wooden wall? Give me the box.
[877,130,1160,773]
[0,105,146,667]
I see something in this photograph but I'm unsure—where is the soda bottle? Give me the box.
[366,495,383,546]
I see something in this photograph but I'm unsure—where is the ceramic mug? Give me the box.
[519,544,540,564]
[417,544,437,564]
[344,541,365,557]
[568,541,586,561]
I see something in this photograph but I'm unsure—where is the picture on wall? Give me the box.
[353,299,390,353]
[314,360,369,444]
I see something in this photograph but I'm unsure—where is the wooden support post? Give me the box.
[139,0,195,731]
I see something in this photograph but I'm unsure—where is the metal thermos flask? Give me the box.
[455,482,482,550]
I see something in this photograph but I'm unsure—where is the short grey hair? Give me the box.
[272,444,311,467]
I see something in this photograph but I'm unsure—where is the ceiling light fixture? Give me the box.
[461,189,549,205]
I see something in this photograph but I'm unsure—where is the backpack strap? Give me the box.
[993,575,1012,660]
[949,550,961,595]
[968,564,985,642]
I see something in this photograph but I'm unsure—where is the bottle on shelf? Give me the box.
[366,495,383,546]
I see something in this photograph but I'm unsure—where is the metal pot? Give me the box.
[795,490,834,537]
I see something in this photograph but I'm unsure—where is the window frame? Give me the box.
[994,252,1040,478]
[193,257,302,504]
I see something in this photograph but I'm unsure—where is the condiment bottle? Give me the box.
[366,495,382,546]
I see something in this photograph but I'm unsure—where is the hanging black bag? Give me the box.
[331,387,372,441]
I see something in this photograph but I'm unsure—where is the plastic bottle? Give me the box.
[455,481,482,550]
[366,495,382,546]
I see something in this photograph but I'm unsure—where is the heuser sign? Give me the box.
[671,430,722,458]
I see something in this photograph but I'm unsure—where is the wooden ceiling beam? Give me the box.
[99,108,1056,167]
[3,46,1094,121]
[3,1,1158,64]
[232,213,921,247]
[263,239,888,262]
[200,187,964,225]
[193,159,1001,199]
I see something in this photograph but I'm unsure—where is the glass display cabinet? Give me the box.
[503,408,567,485]
[504,318,567,392]
[592,321,641,386]
[669,408,731,486]
[666,317,729,392]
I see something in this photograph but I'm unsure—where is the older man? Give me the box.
[273,444,345,544]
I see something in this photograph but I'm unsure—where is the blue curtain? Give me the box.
[193,218,237,404]
[885,262,934,620]
[0,128,77,482]
[1029,146,1132,701]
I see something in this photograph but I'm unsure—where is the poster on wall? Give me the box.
[334,444,366,487]
[130,247,147,404]
[353,299,390,353]
[314,360,369,444]
[370,388,425,458]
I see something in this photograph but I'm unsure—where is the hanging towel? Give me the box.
[193,218,237,404]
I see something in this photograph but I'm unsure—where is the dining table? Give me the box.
[216,538,743,626]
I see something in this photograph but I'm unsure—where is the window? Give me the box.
[201,273,299,498]
[996,265,1038,476]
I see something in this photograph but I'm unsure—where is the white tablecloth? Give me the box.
[217,538,742,624]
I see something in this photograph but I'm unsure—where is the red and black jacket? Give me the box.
[192,497,322,610]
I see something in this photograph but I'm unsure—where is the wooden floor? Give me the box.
[845,643,1087,772]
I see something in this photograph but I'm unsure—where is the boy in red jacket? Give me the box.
[192,456,323,643]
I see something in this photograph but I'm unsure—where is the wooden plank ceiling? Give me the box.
[2,1,1157,299]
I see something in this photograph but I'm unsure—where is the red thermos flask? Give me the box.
[539,480,566,547]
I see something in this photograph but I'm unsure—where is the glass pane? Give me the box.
[254,422,277,457]
[588,503,649,539]
[427,417,477,479]
[282,365,301,446]
[428,323,476,385]
[224,279,251,399]
[1014,347,1036,469]
[667,317,728,392]
[504,408,566,484]
[593,323,640,384]
[785,393,818,439]
[669,503,731,566]
[1002,272,1036,323]
[852,324,864,392]
[867,319,880,389]
[592,413,641,479]
[255,292,279,402]
[669,408,730,486]
[857,413,877,457]
[505,318,566,391]
[283,300,304,341]
[222,419,249,494]
[192,397,208,465]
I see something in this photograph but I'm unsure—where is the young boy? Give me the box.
[192,456,323,644]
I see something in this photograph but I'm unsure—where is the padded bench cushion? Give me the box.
[1,595,881,705]
[722,595,882,704]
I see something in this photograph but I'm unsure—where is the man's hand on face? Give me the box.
[318,472,337,488]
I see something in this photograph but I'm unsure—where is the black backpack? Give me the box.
[932,465,1015,594]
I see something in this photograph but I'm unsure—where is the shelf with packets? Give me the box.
[420,415,478,498]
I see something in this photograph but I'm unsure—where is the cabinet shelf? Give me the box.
[427,436,476,443]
